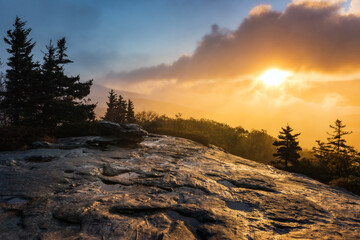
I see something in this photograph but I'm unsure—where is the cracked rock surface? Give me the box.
[0,135,359,239]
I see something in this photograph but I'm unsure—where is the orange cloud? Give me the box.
[105,1,360,86]
[249,4,272,16]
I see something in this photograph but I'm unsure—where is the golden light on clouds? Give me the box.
[258,69,292,87]
[102,0,360,149]
[249,4,272,16]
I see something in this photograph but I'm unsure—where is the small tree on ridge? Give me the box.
[273,124,302,169]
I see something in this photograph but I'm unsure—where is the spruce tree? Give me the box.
[33,37,96,128]
[115,95,127,123]
[38,40,58,127]
[127,99,135,123]
[0,58,4,98]
[103,89,118,122]
[49,37,95,125]
[273,125,302,169]
[0,59,6,126]
[327,120,353,154]
[2,17,39,125]
[313,119,357,177]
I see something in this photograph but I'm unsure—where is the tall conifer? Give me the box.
[115,95,127,123]
[103,89,118,122]
[127,99,135,123]
[273,125,302,169]
[313,120,358,177]
[40,37,96,126]
[2,17,39,125]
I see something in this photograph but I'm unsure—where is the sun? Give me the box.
[258,69,292,86]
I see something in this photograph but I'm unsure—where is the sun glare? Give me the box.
[258,69,292,86]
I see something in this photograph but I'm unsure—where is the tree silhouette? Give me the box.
[37,40,58,127]
[39,37,95,127]
[0,58,4,100]
[115,95,127,123]
[313,119,357,177]
[127,99,135,123]
[2,17,39,125]
[0,58,7,126]
[103,89,118,122]
[103,91,136,124]
[273,124,302,169]
[327,119,353,154]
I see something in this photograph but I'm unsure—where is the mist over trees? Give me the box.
[135,111,277,164]
[135,112,360,195]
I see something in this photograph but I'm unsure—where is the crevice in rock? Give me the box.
[225,201,257,212]
[25,155,55,163]
[205,173,224,178]
[100,178,134,186]
[52,210,83,225]
[227,179,278,193]
[269,216,309,224]
[166,210,204,240]
[173,208,221,224]
[109,205,171,216]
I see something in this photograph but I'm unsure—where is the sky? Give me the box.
[1,0,360,149]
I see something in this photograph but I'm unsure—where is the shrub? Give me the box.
[0,126,54,151]
[329,175,360,195]
[55,121,98,138]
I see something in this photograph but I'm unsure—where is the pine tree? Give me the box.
[103,90,118,122]
[127,99,135,123]
[313,119,357,177]
[115,95,127,123]
[37,40,58,127]
[47,37,95,125]
[0,59,7,126]
[0,58,4,98]
[2,17,39,125]
[327,119,353,154]
[273,125,302,169]
[32,37,96,128]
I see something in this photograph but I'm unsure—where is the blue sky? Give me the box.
[0,0,289,80]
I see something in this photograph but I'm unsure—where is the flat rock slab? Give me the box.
[0,135,359,239]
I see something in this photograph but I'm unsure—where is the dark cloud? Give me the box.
[106,1,360,84]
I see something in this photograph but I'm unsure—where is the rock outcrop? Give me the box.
[0,134,359,239]
[96,121,149,143]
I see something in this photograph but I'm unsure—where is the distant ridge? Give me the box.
[90,83,211,119]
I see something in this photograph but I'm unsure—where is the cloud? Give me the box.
[105,0,360,87]
[348,0,360,14]
[249,4,272,16]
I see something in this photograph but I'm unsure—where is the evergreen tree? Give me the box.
[103,89,118,122]
[0,58,4,98]
[2,17,39,125]
[115,95,127,123]
[313,119,357,177]
[127,99,135,123]
[0,59,7,126]
[327,119,353,154]
[273,125,302,169]
[37,40,58,127]
[42,37,96,126]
